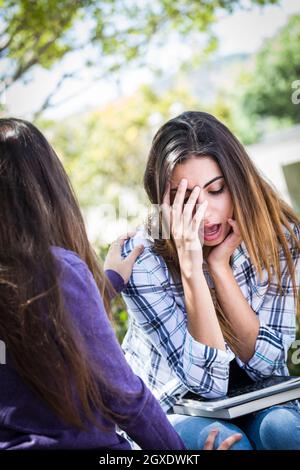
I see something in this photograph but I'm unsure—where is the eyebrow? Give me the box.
[170,176,224,192]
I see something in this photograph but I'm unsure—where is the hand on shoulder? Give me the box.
[104,231,144,284]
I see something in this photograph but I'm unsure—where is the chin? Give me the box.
[204,239,222,247]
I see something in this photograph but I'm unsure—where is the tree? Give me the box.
[0,0,278,113]
[243,14,300,124]
[42,84,199,209]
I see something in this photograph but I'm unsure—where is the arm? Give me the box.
[122,235,234,398]
[58,252,185,450]
[209,265,259,363]
[241,240,299,379]
[101,243,243,450]
[209,222,300,378]
[182,266,227,350]
[168,179,226,351]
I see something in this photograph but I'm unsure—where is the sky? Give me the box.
[4,0,300,120]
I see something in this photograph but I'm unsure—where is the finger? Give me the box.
[193,200,208,233]
[161,182,171,236]
[217,433,242,451]
[119,231,136,242]
[182,186,201,230]
[110,232,136,250]
[172,178,188,228]
[126,230,137,238]
[226,222,242,248]
[172,178,188,207]
[172,180,187,234]
[203,429,219,450]
[161,202,171,239]
[228,219,241,237]
[125,244,144,265]
[162,181,171,206]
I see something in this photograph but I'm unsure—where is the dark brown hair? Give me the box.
[0,118,124,430]
[144,111,300,350]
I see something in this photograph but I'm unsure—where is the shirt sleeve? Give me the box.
[121,237,234,399]
[236,223,300,379]
[57,252,185,450]
[104,269,126,298]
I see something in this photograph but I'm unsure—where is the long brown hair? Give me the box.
[0,118,124,430]
[144,111,300,350]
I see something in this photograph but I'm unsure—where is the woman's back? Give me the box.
[0,246,127,449]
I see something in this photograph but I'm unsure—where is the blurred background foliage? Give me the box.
[243,14,300,129]
[1,0,279,93]
[34,14,300,211]
[1,0,299,373]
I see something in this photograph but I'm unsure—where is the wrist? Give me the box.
[178,249,203,261]
[208,263,232,278]
[180,260,203,279]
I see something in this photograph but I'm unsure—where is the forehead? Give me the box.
[171,157,222,187]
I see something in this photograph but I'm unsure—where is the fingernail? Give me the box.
[180,178,187,186]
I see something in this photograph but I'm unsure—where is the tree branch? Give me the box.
[0,20,28,56]
[6,5,80,87]
[33,70,81,119]
[32,66,118,119]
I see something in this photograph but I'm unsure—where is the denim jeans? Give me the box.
[234,400,300,450]
[167,413,253,450]
[168,401,300,450]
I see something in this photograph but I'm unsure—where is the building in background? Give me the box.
[247,124,300,216]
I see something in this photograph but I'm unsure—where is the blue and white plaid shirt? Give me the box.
[121,223,300,412]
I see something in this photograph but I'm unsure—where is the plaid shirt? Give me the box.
[121,223,300,412]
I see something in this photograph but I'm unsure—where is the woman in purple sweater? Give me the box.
[0,118,241,450]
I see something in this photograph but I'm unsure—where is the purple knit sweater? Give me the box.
[0,246,185,450]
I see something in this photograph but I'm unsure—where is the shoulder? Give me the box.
[230,241,250,272]
[232,221,300,270]
[282,220,300,246]
[50,246,104,326]
[50,247,109,336]
[122,228,164,269]
[277,221,300,268]
[50,245,95,292]
[51,245,86,268]
[121,227,170,282]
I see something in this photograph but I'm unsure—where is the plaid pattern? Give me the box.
[121,223,300,412]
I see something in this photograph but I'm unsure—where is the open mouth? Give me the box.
[204,224,222,241]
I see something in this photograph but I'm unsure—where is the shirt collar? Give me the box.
[230,241,250,271]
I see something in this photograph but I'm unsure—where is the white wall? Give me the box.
[247,125,300,205]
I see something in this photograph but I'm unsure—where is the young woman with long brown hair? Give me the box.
[120,111,300,450]
[0,117,243,450]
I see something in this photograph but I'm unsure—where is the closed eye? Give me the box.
[182,186,225,203]
[209,186,224,195]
